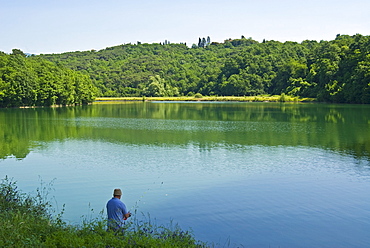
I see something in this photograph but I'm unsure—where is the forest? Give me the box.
[0,34,369,107]
[0,50,97,107]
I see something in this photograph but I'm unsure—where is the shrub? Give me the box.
[194,93,203,98]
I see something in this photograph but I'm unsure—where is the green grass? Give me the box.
[0,176,208,248]
[94,95,316,103]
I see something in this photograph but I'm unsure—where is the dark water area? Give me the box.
[1,102,370,247]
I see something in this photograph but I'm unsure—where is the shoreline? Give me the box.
[94,95,316,103]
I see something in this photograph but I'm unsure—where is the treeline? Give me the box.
[1,34,369,107]
[38,34,370,104]
[0,50,97,107]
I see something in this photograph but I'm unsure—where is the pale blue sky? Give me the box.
[1,0,369,54]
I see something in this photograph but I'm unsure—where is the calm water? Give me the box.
[1,102,370,247]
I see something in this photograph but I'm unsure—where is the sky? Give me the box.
[1,0,369,54]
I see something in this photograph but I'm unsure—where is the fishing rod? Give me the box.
[130,174,165,217]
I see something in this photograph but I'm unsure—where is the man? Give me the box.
[106,188,131,231]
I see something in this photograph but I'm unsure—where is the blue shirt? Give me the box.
[106,197,128,230]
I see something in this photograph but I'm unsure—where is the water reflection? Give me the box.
[1,102,370,247]
[0,102,369,160]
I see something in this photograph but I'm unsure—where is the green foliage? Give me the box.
[0,51,97,107]
[279,93,287,102]
[194,93,203,98]
[143,75,179,97]
[0,177,208,247]
[2,34,369,105]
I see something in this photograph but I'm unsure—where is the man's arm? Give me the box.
[120,202,131,220]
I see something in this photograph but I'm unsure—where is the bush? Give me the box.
[279,93,287,102]
[194,93,203,98]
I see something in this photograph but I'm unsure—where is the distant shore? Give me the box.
[95,95,316,103]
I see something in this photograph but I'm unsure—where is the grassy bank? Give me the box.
[0,177,207,248]
[95,94,316,103]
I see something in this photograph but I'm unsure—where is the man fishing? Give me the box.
[106,188,131,232]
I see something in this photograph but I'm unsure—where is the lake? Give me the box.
[1,102,370,247]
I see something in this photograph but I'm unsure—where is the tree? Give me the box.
[11,49,26,57]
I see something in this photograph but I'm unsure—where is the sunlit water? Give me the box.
[1,102,370,247]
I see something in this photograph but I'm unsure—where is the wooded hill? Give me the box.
[40,34,370,104]
[1,34,369,107]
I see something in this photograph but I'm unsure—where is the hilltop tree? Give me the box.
[11,49,27,57]
[198,37,211,48]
